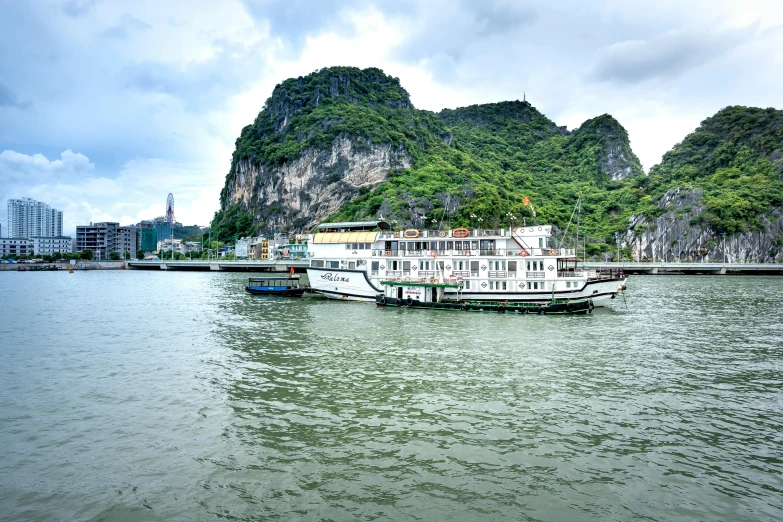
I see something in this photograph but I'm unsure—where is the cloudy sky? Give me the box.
[1,0,781,236]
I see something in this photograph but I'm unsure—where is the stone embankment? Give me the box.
[0,261,126,271]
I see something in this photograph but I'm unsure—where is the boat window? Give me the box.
[403,261,411,272]
[470,261,479,275]
[447,241,453,249]
[539,238,544,248]
[372,261,379,271]
[328,261,339,269]
[345,244,351,250]
[464,280,470,289]
[526,261,531,271]
[508,261,516,272]
[349,261,356,269]
[438,241,445,250]
[471,241,479,250]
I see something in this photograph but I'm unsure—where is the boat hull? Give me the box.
[308,267,626,306]
[375,295,594,315]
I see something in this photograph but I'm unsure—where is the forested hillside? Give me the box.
[213,67,783,260]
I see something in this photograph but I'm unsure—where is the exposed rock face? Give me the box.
[569,114,644,180]
[226,134,410,232]
[621,188,783,263]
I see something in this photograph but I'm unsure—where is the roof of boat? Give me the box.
[248,276,300,281]
[315,220,389,231]
[313,231,379,244]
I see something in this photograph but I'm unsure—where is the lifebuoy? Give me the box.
[438,231,446,237]
[520,307,528,315]
[453,228,469,238]
[497,305,505,313]
[537,307,543,315]
[465,249,471,256]
[404,229,419,238]
[549,249,557,256]
[380,296,387,305]
[385,250,392,256]
[520,250,529,257]
[461,304,468,311]
[406,296,413,306]
[430,249,437,259]
[394,231,400,238]
[566,303,575,312]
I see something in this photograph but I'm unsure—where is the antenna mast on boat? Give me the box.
[575,192,582,263]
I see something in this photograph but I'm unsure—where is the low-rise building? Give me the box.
[76,222,118,260]
[288,243,308,260]
[0,238,32,257]
[31,236,72,256]
[178,241,202,254]
[116,226,137,258]
[235,237,250,258]
[249,237,269,260]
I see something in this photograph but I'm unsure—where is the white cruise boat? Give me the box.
[306,221,627,307]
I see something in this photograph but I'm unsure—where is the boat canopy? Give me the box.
[313,231,379,244]
[315,220,389,232]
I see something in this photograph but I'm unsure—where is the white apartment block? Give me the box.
[7,198,63,238]
[0,238,32,257]
[31,236,73,256]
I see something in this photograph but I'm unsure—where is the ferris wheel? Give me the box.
[166,193,175,224]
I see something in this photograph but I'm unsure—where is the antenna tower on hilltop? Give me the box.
[166,193,175,224]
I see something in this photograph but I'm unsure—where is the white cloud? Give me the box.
[0,149,94,182]
[0,150,222,236]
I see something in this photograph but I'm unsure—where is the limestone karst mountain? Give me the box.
[213,66,783,261]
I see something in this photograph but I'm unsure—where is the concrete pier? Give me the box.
[583,262,783,275]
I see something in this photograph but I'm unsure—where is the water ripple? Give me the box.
[0,272,781,520]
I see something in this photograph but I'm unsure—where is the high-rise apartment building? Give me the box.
[7,198,63,238]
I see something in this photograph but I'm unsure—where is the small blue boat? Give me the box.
[245,275,307,297]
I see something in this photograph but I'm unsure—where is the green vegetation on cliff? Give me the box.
[215,66,782,246]
[641,106,783,234]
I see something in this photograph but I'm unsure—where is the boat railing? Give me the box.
[373,248,564,258]
[526,271,546,278]
[488,271,507,278]
[451,270,470,277]
[418,270,435,277]
[590,268,625,280]
[378,228,511,239]
[557,270,584,278]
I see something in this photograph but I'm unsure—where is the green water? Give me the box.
[0,271,781,521]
